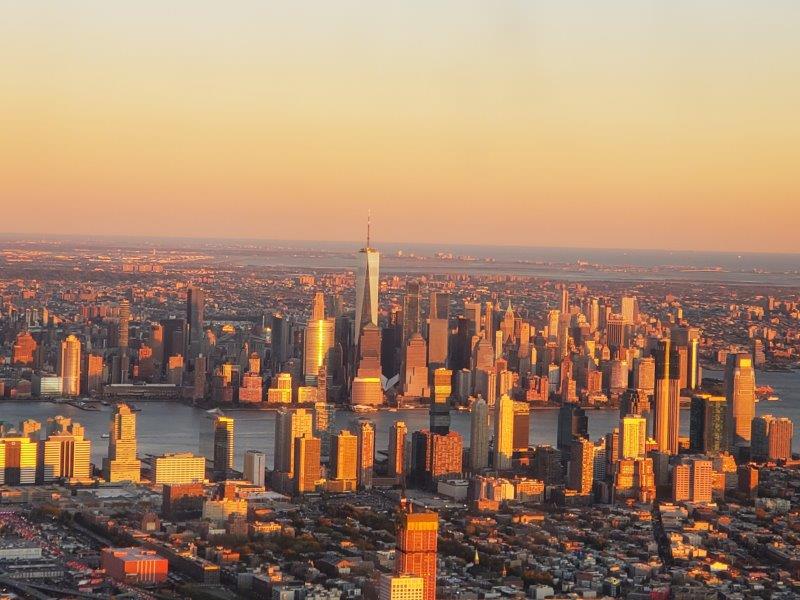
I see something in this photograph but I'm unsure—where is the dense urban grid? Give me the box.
[0,234,799,600]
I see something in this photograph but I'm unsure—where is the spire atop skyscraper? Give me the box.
[366,209,371,250]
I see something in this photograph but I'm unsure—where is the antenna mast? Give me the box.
[367,209,371,249]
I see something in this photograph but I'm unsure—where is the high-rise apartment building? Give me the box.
[212,416,235,475]
[388,421,407,479]
[689,394,727,454]
[379,574,424,600]
[356,418,375,489]
[330,430,358,486]
[294,434,321,493]
[395,500,438,600]
[620,415,647,460]
[672,458,713,503]
[568,437,594,494]
[752,415,793,462]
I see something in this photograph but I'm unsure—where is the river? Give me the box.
[1,370,797,471]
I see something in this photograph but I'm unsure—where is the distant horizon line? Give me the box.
[0,230,798,258]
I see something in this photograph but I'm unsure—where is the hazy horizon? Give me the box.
[4,2,799,253]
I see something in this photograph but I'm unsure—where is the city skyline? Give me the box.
[4,2,800,253]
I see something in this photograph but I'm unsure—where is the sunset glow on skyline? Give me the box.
[3,1,799,252]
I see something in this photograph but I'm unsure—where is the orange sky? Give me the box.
[2,2,799,252]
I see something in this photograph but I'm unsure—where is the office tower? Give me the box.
[463,301,482,336]
[83,351,104,395]
[270,312,288,371]
[500,302,515,344]
[42,416,91,481]
[212,416,235,475]
[402,280,421,349]
[494,394,514,471]
[469,397,489,470]
[355,218,380,342]
[619,415,647,459]
[304,293,335,385]
[388,421,407,479]
[104,404,141,483]
[403,334,429,397]
[560,286,569,315]
[512,401,530,452]
[568,437,594,494]
[557,403,588,452]
[672,458,713,503]
[12,331,37,366]
[351,375,384,407]
[60,335,81,396]
[244,450,266,486]
[428,291,449,367]
[356,418,375,489]
[330,430,358,485]
[620,295,638,324]
[395,500,438,600]
[294,434,321,493]
[484,301,495,347]
[653,339,681,455]
[186,285,205,357]
[429,368,451,435]
[606,313,626,350]
[379,574,424,600]
[689,394,727,454]
[274,408,313,476]
[0,435,38,485]
[614,457,656,503]
[724,353,756,451]
[752,415,793,462]
[632,356,656,394]
[153,453,206,484]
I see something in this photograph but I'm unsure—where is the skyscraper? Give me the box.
[672,457,713,503]
[752,415,793,462]
[186,285,205,357]
[274,408,313,477]
[212,416,235,475]
[653,339,680,455]
[512,401,530,452]
[427,291,449,368]
[494,394,514,471]
[689,394,727,454]
[355,217,380,342]
[388,421,407,479]
[469,397,489,471]
[330,430,358,485]
[244,450,266,487]
[724,352,756,451]
[429,368,451,435]
[294,434,321,493]
[356,418,375,489]
[117,299,131,384]
[395,500,438,600]
[568,437,594,494]
[60,335,81,396]
[619,415,647,460]
[304,300,335,386]
[0,435,38,485]
[104,404,141,483]
[402,280,421,349]
[557,402,588,452]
